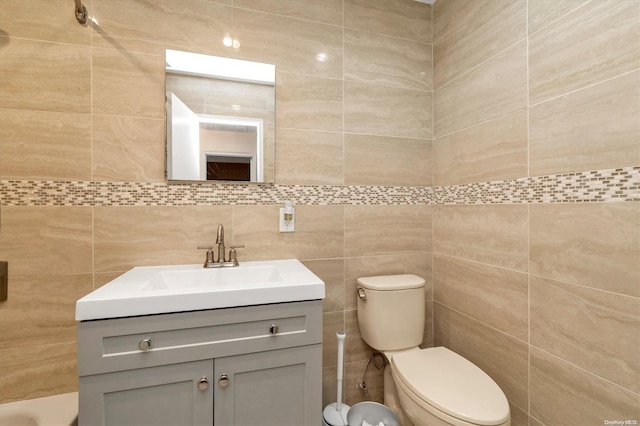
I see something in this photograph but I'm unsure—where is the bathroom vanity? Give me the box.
[76,260,324,426]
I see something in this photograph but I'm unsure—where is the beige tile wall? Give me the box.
[0,0,434,404]
[433,0,640,425]
[1,3,638,426]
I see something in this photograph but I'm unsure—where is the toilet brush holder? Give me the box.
[322,331,351,426]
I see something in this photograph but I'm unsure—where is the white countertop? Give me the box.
[76,259,325,321]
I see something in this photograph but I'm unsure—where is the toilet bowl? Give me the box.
[356,275,510,426]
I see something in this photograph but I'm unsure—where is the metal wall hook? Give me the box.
[74,0,88,24]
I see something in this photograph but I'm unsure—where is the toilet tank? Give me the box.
[356,274,425,351]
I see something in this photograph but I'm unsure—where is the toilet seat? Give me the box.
[390,347,510,426]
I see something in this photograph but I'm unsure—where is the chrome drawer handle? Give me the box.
[218,374,230,387]
[138,338,152,351]
[269,324,279,335]
[197,377,209,391]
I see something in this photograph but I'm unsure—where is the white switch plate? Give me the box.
[279,207,295,232]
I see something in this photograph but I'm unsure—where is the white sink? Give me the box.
[76,259,325,321]
[144,264,283,291]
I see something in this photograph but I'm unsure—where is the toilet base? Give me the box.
[383,366,413,426]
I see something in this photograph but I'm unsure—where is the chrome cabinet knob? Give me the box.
[218,374,230,387]
[138,338,152,351]
[269,324,279,335]
[197,377,209,391]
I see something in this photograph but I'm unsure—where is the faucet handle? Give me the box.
[228,245,244,266]
[197,245,215,266]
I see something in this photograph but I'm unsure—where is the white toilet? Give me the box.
[356,274,511,426]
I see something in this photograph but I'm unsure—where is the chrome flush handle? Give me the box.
[358,288,367,301]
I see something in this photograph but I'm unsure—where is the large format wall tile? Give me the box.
[233,205,345,261]
[322,311,344,368]
[527,0,588,35]
[0,38,91,113]
[344,29,432,91]
[434,255,528,341]
[531,275,639,393]
[94,206,233,272]
[234,0,343,26]
[0,108,91,180]
[344,0,431,43]
[433,205,528,272]
[233,8,343,79]
[91,48,165,119]
[344,309,371,365]
[0,0,92,45]
[529,70,640,176]
[530,202,640,297]
[302,259,345,314]
[433,109,527,186]
[0,274,92,350]
[343,358,384,405]
[509,403,530,426]
[530,347,640,426]
[434,40,527,137]
[345,81,432,139]
[91,0,232,56]
[529,0,640,105]
[433,0,525,88]
[344,134,432,187]
[433,0,484,44]
[92,115,165,182]
[0,342,78,403]
[276,73,343,132]
[345,205,432,257]
[0,207,93,277]
[434,304,529,408]
[275,129,343,185]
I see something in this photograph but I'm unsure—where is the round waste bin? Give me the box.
[346,402,399,426]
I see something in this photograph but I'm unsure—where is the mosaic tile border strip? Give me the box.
[435,166,639,205]
[1,166,638,207]
[0,180,430,207]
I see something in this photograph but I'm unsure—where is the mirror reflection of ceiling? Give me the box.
[165,49,275,85]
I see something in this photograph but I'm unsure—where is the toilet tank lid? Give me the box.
[357,274,425,291]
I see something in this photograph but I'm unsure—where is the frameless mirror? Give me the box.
[165,49,275,183]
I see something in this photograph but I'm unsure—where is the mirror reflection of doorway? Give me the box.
[206,155,251,181]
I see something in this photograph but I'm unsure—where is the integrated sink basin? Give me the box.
[76,259,324,321]
[145,264,282,291]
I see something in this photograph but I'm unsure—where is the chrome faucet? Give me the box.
[197,224,244,268]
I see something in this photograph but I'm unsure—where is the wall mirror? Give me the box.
[165,49,275,183]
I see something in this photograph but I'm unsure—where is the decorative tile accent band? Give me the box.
[1,166,638,207]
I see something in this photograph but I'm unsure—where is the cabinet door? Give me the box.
[79,360,214,426]
[214,344,322,426]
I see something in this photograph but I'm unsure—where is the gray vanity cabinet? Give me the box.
[215,345,321,425]
[79,360,214,425]
[77,301,322,426]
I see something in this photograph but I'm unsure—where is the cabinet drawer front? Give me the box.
[78,301,322,376]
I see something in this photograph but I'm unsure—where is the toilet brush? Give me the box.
[322,331,351,426]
